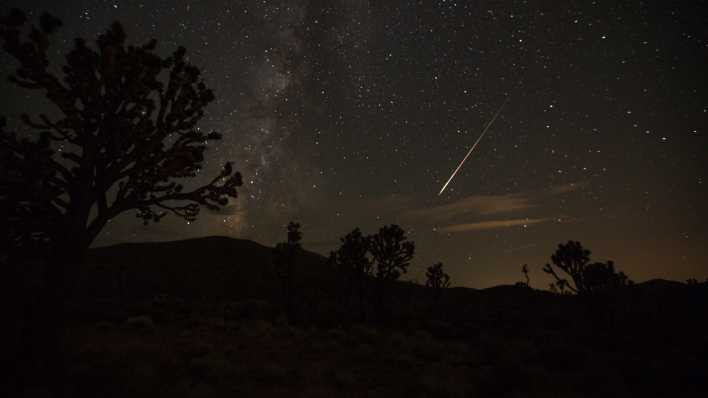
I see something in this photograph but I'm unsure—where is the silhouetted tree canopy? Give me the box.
[368,224,415,282]
[273,222,302,319]
[329,228,373,319]
[583,260,632,293]
[543,241,632,295]
[425,262,450,290]
[274,221,302,278]
[0,10,242,263]
[329,228,372,278]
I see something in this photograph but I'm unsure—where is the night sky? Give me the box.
[2,0,706,288]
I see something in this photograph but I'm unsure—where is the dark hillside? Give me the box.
[82,236,331,301]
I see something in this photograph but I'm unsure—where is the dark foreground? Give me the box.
[5,237,708,397]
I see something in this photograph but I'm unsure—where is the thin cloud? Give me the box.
[406,193,533,222]
[407,181,587,224]
[437,218,549,233]
[548,181,587,195]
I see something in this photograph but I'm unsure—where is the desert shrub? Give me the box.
[249,362,292,385]
[413,338,446,362]
[351,342,376,361]
[351,324,380,344]
[326,368,358,390]
[239,319,273,338]
[177,382,217,398]
[323,327,348,344]
[389,351,418,370]
[412,328,433,343]
[418,368,468,398]
[426,319,457,339]
[444,341,471,365]
[308,336,341,354]
[123,315,156,333]
[535,342,588,373]
[177,340,213,365]
[189,352,234,384]
[386,330,409,350]
[223,299,276,321]
[95,320,115,332]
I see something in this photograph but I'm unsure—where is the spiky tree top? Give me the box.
[543,241,632,295]
[0,10,242,252]
[583,260,632,293]
[543,240,590,294]
[330,228,372,277]
[425,262,450,290]
[368,224,415,281]
[274,222,302,275]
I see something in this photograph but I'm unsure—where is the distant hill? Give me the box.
[78,236,707,328]
[82,236,701,301]
[82,236,332,301]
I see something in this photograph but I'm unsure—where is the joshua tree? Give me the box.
[425,262,450,317]
[0,10,242,286]
[522,264,530,286]
[368,224,415,282]
[583,260,632,293]
[543,241,591,294]
[273,222,302,319]
[425,262,450,297]
[329,228,372,319]
[0,10,242,394]
[543,241,631,295]
[515,264,531,288]
[368,224,415,318]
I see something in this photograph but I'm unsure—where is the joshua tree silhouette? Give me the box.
[368,224,415,319]
[425,262,451,297]
[330,228,372,320]
[543,241,632,295]
[0,9,242,395]
[368,224,415,282]
[273,222,302,320]
[0,9,242,285]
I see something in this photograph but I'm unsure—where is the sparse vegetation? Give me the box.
[520,264,530,287]
[425,262,450,302]
[543,240,632,295]
[329,228,373,321]
[368,224,415,320]
[273,221,302,321]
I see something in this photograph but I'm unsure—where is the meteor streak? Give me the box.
[438,96,510,196]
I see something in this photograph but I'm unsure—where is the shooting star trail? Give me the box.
[438,96,511,196]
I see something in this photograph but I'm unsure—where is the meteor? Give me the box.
[438,96,510,196]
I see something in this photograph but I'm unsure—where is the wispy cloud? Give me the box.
[406,182,586,234]
[548,181,587,195]
[407,182,585,224]
[437,218,549,233]
[406,193,533,222]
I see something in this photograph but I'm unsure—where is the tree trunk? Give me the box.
[357,276,367,322]
[34,233,87,397]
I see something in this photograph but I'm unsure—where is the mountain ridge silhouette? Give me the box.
[84,235,694,298]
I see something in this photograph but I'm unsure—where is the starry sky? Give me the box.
[2,0,707,288]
